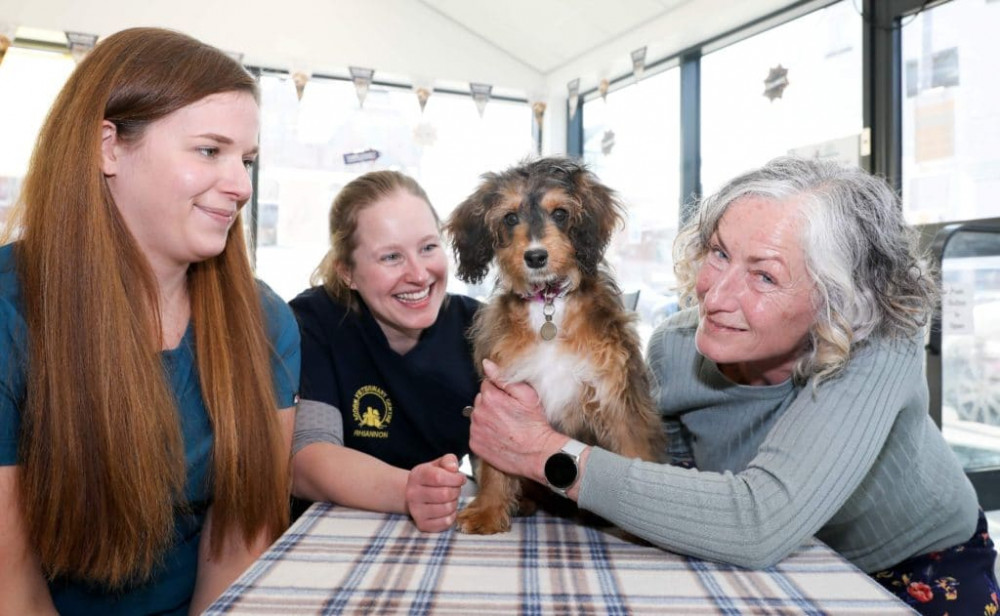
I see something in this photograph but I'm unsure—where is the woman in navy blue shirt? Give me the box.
[291,171,479,532]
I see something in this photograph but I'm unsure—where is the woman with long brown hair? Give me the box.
[0,28,300,614]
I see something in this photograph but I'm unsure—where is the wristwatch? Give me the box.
[543,439,587,496]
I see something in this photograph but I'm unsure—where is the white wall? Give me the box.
[0,0,545,96]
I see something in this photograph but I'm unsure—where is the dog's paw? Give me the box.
[516,496,537,517]
[456,504,512,534]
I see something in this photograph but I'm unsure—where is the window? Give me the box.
[582,68,681,346]
[700,0,863,196]
[904,0,1000,488]
[935,226,1000,478]
[254,74,534,301]
[0,44,75,227]
[901,0,1000,223]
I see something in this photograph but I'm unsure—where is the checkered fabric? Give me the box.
[206,501,915,615]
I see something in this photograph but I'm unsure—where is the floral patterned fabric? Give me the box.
[872,509,1000,615]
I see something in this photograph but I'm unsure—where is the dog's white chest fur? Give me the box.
[503,297,594,426]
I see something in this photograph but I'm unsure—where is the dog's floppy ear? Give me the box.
[444,173,500,284]
[568,165,624,277]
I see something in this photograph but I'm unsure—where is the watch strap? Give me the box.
[560,438,587,459]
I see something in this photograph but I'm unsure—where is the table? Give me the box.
[205,501,915,615]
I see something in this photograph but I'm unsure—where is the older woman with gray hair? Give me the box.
[466,156,998,615]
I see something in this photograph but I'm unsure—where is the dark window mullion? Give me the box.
[679,53,701,227]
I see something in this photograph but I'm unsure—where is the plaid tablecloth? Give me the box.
[206,501,915,615]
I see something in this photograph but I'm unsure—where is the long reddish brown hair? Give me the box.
[6,27,288,587]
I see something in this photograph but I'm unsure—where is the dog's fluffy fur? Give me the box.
[445,157,664,534]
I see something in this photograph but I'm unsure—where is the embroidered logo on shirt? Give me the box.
[351,385,393,438]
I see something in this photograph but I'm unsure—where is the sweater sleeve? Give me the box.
[578,333,925,569]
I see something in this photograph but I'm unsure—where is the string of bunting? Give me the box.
[3,25,791,126]
[291,70,309,101]
[631,46,647,82]
[349,66,374,108]
[414,86,431,113]
[469,82,492,118]
[567,78,580,121]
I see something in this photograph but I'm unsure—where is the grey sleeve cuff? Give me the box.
[577,447,631,519]
[292,398,344,456]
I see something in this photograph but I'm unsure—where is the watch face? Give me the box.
[544,452,577,489]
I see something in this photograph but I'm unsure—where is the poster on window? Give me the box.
[942,280,975,335]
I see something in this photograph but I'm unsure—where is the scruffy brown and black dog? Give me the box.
[444,157,663,534]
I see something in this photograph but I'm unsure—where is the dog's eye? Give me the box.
[503,212,519,227]
[551,208,568,223]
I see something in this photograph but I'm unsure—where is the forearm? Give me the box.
[291,443,409,514]
[190,510,270,615]
[578,339,923,568]
[577,448,798,568]
[0,468,59,615]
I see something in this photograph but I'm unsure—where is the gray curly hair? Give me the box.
[674,156,938,384]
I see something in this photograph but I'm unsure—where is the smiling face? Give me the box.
[341,190,448,354]
[694,195,817,385]
[101,91,259,277]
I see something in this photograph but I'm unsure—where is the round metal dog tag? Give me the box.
[540,321,557,341]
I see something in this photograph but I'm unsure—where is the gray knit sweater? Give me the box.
[578,308,979,572]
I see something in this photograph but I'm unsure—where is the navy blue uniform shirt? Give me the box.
[290,286,480,470]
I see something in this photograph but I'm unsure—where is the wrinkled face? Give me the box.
[490,184,580,295]
[101,91,259,275]
[342,191,448,354]
[694,196,817,385]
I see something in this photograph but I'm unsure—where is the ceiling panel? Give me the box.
[419,0,691,73]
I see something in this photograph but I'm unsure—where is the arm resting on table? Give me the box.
[292,442,410,514]
[578,336,925,569]
[189,405,294,614]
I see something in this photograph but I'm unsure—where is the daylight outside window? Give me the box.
[582,68,680,348]
[901,0,1000,224]
[903,0,1000,476]
[700,0,862,196]
[0,43,75,228]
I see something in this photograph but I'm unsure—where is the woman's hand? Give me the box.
[404,454,467,532]
[468,359,566,484]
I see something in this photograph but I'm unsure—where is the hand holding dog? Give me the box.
[404,454,467,532]
[469,359,571,486]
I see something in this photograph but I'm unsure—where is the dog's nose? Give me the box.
[524,249,548,269]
